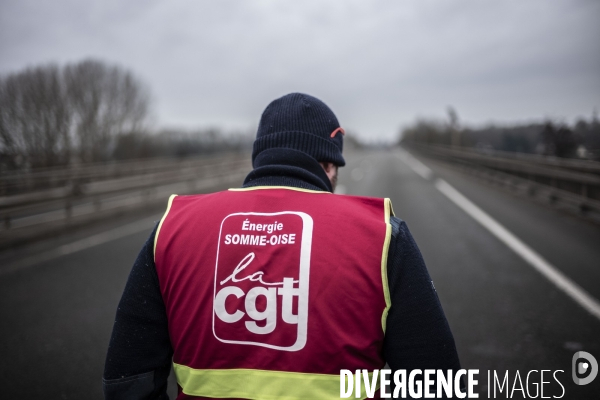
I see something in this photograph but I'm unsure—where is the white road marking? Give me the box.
[396,149,433,180]
[0,216,159,276]
[435,178,600,321]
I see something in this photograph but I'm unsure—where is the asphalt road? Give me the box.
[1,148,599,399]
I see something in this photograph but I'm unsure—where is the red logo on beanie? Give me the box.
[330,127,345,138]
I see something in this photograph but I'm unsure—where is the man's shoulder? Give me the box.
[389,215,403,238]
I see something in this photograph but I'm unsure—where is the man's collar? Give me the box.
[243,148,333,192]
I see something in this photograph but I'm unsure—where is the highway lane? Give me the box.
[1,148,599,398]
[0,219,163,399]
[339,148,600,398]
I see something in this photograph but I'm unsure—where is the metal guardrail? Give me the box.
[445,146,600,175]
[407,143,600,221]
[0,153,251,249]
[1,155,246,209]
[0,153,246,197]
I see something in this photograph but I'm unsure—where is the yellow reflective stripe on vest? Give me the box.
[173,363,378,399]
[380,198,393,333]
[154,193,177,260]
[228,185,331,194]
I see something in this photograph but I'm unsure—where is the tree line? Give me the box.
[400,108,600,160]
[0,60,150,171]
[0,60,253,173]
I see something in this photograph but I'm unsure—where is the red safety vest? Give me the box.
[154,186,393,399]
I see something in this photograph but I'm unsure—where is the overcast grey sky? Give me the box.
[1,0,599,142]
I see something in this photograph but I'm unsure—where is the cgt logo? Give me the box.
[212,211,313,351]
[572,351,598,386]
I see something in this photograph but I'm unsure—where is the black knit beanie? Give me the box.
[252,93,345,168]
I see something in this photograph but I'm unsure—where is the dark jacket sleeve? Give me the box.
[103,224,173,400]
[384,216,461,370]
[383,217,462,398]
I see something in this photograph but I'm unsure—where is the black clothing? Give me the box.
[252,92,346,167]
[245,148,333,192]
[103,155,461,399]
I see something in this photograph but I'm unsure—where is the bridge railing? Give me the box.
[0,153,251,249]
[405,143,600,222]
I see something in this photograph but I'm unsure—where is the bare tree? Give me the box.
[0,64,71,169]
[65,59,150,163]
[0,59,150,170]
[447,106,460,148]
